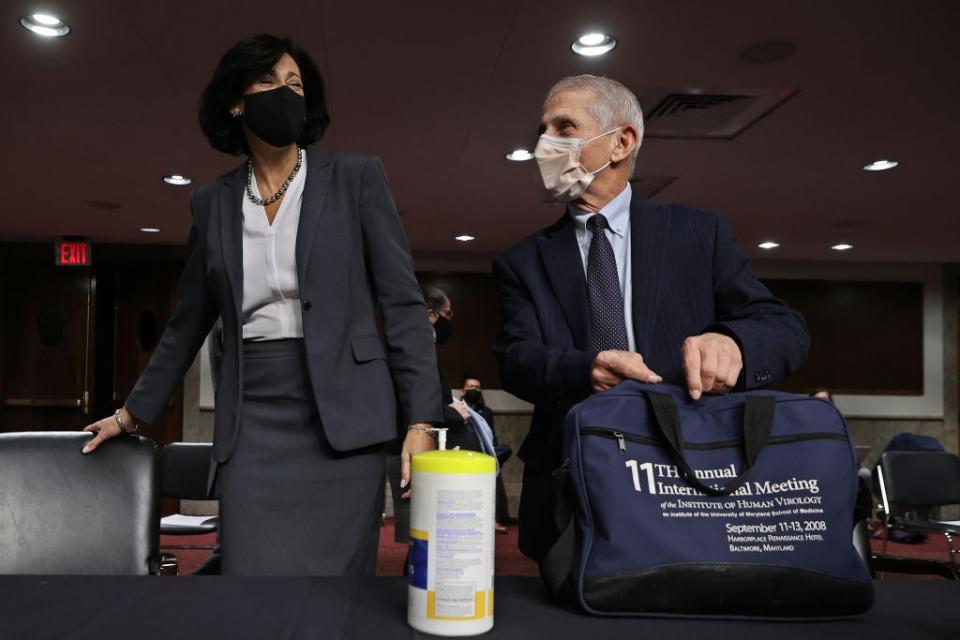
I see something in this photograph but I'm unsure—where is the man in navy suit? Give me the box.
[493,75,809,563]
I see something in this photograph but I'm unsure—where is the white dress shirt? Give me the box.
[240,153,307,341]
[569,184,636,352]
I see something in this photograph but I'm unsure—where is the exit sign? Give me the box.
[55,240,91,266]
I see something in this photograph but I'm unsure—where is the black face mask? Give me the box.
[241,85,306,148]
[433,314,452,345]
[463,388,483,408]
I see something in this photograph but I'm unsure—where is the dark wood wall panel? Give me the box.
[0,244,186,443]
[417,272,502,389]
[764,279,924,395]
[111,262,183,448]
[418,272,927,397]
[0,246,928,439]
[0,260,94,430]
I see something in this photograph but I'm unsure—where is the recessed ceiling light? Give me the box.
[831,243,854,251]
[758,241,780,250]
[141,227,161,233]
[571,32,617,57]
[163,175,191,186]
[862,159,898,172]
[454,235,475,242]
[20,14,70,37]
[505,149,533,162]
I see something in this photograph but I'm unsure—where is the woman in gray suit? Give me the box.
[80,34,442,576]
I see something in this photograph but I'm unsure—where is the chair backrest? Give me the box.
[0,432,159,575]
[158,442,213,500]
[879,450,960,508]
[884,433,944,454]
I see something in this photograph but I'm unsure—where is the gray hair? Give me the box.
[546,75,644,167]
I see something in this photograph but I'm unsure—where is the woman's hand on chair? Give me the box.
[81,408,129,453]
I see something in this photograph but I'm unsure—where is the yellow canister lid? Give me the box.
[412,449,496,474]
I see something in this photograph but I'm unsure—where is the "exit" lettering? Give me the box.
[55,241,91,266]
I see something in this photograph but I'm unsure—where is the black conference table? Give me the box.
[1,576,958,639]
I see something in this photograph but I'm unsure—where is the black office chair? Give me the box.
[873,450,960,579]
[157,442,218,575]
[0,431,159,575]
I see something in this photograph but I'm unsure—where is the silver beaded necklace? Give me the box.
[245,147,303,207]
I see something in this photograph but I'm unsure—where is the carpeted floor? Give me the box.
[870,528,957,580]
[160,520,955,579]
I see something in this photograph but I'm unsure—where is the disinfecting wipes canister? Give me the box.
[408,449,496,636]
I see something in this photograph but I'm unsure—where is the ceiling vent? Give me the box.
[638,88,797,139]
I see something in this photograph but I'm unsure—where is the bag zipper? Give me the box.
[580,426,848,455]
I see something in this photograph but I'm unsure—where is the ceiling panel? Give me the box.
[2,0,958,262]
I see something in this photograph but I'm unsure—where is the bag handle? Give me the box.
[645,391,776,497]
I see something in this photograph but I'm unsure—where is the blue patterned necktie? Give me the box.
[587,214,630,352]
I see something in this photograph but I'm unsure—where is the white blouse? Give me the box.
[240,152,307,341]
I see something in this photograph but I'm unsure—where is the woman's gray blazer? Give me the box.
[125,144,443,466]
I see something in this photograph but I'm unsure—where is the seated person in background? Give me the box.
[421,286,482,452]
[461,371,496,434]
[387,286,480,545]
[811,388,833,402]
[462,371,514,532]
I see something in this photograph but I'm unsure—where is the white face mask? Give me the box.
[534,128,621,202]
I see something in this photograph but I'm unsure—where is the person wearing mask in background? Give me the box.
[386,285,479,548]
[81,34,441,576]
[461,372,495,431]
[421,286,481,451]
[812,388,834,402]
[493,74,809,566]
[462,372,513,532]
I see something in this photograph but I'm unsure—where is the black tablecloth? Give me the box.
[1,576,958,639]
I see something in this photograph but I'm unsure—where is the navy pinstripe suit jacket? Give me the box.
[493,188,809,559]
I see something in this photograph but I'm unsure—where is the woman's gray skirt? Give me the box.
[215,338,385,576]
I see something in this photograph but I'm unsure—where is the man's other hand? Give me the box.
[682,332,743,400]
[591,350,662,393]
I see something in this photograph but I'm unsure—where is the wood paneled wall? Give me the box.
[417,272,502,389]
[0,243,185,447]
[0,243,933,439]
[765,280,924,395]
[418,272,928,396]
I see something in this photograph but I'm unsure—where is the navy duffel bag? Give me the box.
[542,381,874,618]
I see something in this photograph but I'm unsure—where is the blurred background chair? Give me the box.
[873,450,960,579]
[157,442,218,575]
[0,431,159,575]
